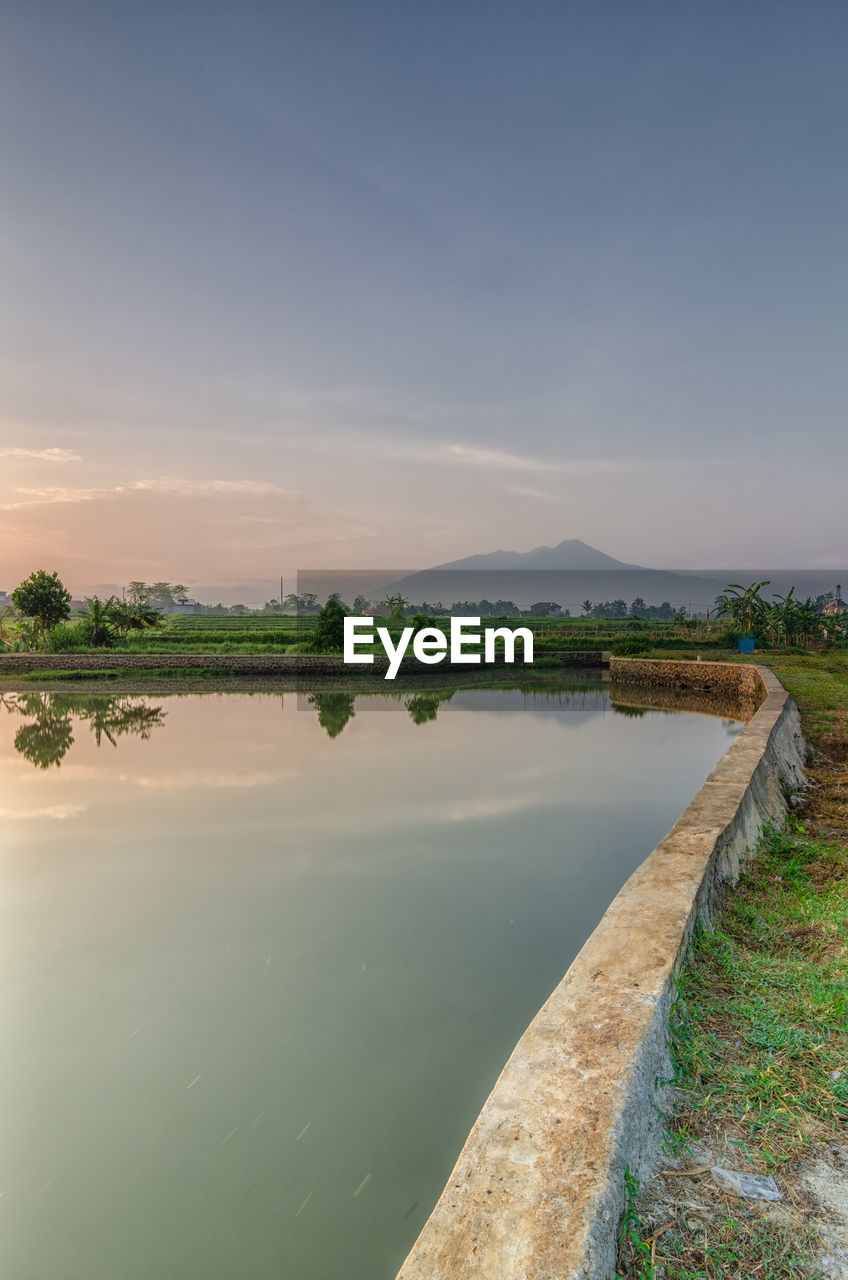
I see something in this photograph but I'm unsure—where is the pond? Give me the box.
[0,678,743,1280]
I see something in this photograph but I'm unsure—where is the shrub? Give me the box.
[610,635,652,655]
[44,621,91,652]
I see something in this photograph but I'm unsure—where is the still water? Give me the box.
[0,681,741,1280]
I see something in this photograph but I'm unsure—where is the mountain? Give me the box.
[430,539,644,571]
[375,540,726,611]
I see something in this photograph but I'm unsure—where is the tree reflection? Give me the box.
[5,692,167,769]
[15,715,75,769]
[405,695,441,725]
[308,692,356,739]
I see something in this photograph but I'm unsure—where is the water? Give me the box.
[0,680,742,1280]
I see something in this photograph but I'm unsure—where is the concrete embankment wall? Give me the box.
[395,660,807,1280]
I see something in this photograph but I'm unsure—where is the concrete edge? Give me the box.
[395,660,807,1280]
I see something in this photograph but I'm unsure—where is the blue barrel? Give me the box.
[738,636,755,653]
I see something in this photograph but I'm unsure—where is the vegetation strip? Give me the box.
[616,651,848,1280]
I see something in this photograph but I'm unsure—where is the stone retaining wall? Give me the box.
[0,650,609,677]
[395,661,806,1280]
[609,655,763,699]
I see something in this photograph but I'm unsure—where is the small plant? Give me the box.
[616,1165,655,1280]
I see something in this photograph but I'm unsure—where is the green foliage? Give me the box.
[668,823,847,1167]
[12,569,71,641]
[44,621,91,652]
[7,691,166,768]
[405,694,441,724]
[78,596,116,647]
[310,597,348,652]
[126,581,187,609]
[307,691,355,738]
[616,1166,655,1280]
[282,592,319,612]
[0,604,17,649]
[610,635,652,655]
[713,581,827,647]
[380,592,410,618]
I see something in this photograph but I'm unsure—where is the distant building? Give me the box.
[0,590,12,608]
[823,585,848,617]
[529,601,562,617]
[166,599,202,614]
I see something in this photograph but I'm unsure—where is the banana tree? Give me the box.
[79,596,116,647]
[0,605,17,649]
[106,598,162,637]
[714,581,770,638]
[380,592,410,619]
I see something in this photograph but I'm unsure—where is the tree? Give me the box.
[312,597,347,651]
[79,596,115,648]
[352,593,370,612]
[380,592,409,618]
[714,581,770,637]
[12,570,71,642]
[148,582,176,609]
[106,599,162,637]
[127,581,152,607]
[582,599,593,615]
[0,604,16,649]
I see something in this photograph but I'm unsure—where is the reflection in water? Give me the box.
[307,691,356,738]
[0,683,743,1280]
[308,690,458,736]
[405,692,454,725]
[3,692,166,769]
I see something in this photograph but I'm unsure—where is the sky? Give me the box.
[2,1,847,602]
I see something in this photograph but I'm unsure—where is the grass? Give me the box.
[668,822,847,1168]
[616,646,848,1280]
[618,1164,822,1279]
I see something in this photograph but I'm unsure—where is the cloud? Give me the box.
[0,447,81,463]
[0,803,87,820]
[123,477,290,497]
[122,768,296,791]
[0,476,292,510]
[0,486,102,509]
[438,443,553,472]
[377,435,740,478]
[505,485,558,501]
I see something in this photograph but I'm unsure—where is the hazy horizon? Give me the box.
[3,3,847,592]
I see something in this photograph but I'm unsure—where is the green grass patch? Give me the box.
[667,824,847,1169]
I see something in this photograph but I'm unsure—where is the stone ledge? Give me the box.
[395,661,806,1280]
[0,650,610,676]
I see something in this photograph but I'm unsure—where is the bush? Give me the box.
[44,621,91,652]
[610,635,653,655]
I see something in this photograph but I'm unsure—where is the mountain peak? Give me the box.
[430,540,645,571]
